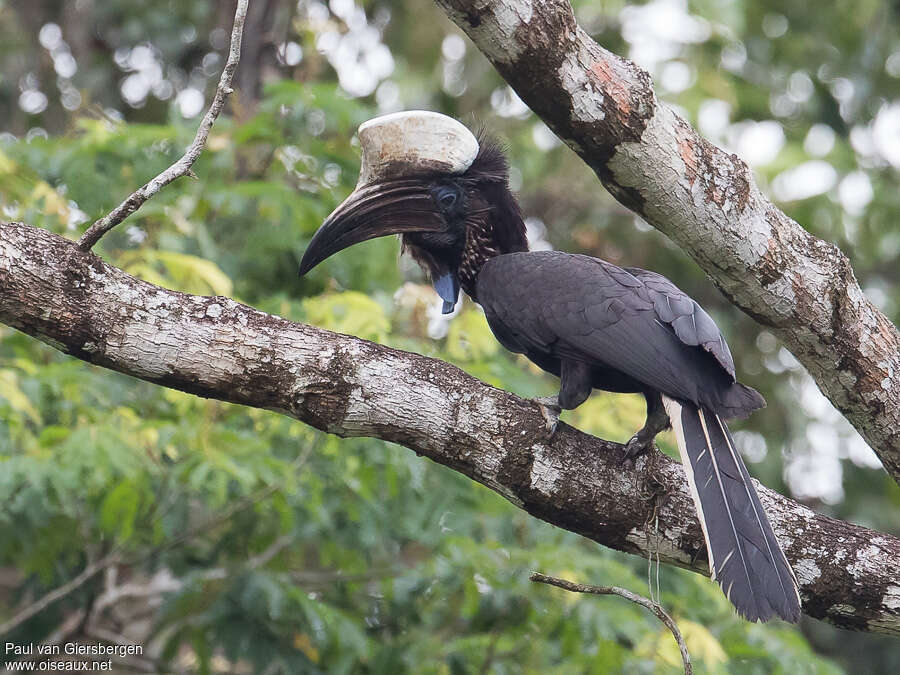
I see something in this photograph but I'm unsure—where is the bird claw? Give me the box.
[623,433,653,461]
[534,396,561,440]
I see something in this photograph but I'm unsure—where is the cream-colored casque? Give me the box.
[354,110,479,188]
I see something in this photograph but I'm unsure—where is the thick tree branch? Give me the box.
[76,0,250,251]
[433,0,900,482]
[1,221,898,634]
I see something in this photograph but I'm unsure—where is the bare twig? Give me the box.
[530,572,692,675]
[83,627,158,673]
[76,0,251,250]
[246,534,293,569]
[88,569,184,624]
[41,609,86,647]
[0,553,119,637]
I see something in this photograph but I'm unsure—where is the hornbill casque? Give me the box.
[298,111,802,623]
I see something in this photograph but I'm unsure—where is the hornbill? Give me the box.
[299,111,801,623]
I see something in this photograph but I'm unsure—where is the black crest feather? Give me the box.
[467,131,512,183]
[463,133,528,255]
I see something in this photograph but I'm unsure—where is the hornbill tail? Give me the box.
[662,395,802,622]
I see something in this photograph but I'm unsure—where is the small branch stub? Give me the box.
[76,0,251,251]
[530,572,692,674]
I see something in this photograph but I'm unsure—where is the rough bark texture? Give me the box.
[1,221,898,635]
[433,0,900,483]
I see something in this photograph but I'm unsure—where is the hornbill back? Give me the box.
[476,252,765,417]
[298,110,801,623]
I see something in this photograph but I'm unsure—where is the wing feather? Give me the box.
[478,251,737,407]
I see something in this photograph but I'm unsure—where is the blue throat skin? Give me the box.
[433,271,460,314]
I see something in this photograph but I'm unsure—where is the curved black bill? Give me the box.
[299,179,444,276]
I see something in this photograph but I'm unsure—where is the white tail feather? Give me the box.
[661,395,717,578]
[662,395,801,621]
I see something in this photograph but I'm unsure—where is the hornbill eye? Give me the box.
[435,186,459,210]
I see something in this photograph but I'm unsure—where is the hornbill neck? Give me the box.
[455,140,530,301]
[458,217,504,300]
[384,138,530,308]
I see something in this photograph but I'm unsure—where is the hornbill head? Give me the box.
[298,111,527,313]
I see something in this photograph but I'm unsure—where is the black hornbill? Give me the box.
[299,111,801,623]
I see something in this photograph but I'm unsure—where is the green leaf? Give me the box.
[302,291,391,342]
[100,480,141,542]
[0,369,41,424]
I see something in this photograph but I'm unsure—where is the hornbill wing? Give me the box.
[624,266,736,380]
[477,251,739,410]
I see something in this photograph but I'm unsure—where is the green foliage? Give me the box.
[1,0,897,672]
[303,291,391,343]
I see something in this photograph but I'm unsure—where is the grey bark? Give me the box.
[433,0,900,483]
[1,221,898,635]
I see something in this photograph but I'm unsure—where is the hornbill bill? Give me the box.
[299,111,802,623]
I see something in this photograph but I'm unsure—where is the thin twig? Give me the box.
[530,572,692,675]
[246,534,293,569]
[76,0,251,250]
[0,553,119,637]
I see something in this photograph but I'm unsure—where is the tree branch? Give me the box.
[1,221,898,634]
[0,610,87,674]
[530,572,692,674]
[75,0,250,251]
[0,552,119,637]
[433,0,900,483]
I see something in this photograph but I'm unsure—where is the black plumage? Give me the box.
[477,250,798,622]
[299,129,802,623]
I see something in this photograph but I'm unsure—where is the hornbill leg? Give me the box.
[534,360,593,438]
[624,391,670,459]
[558,359,593,410]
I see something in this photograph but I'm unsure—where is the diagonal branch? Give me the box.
[1,221,898,635]
[433,0,900,483]
[76,0,250,251]
[0,552,119,637]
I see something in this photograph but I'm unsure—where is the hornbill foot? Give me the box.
[623,432,656,460]
[623,397,668,463]
[533,396,561,439]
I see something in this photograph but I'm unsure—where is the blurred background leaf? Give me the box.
[0,0,898,672]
